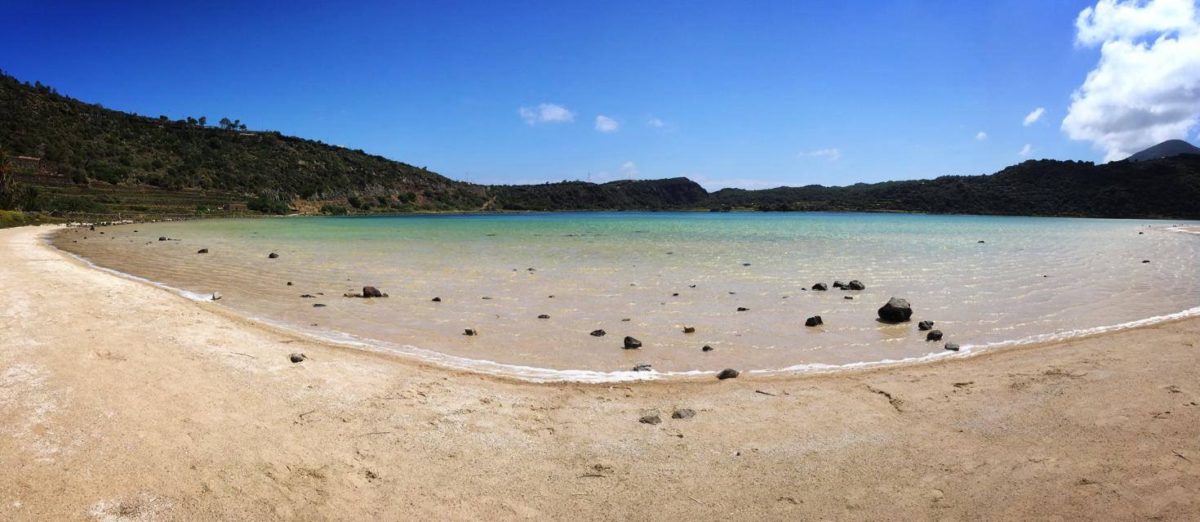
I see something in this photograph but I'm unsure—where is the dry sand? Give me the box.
[1,225,1198,520]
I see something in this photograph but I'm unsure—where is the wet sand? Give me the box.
[2,225,1200,520]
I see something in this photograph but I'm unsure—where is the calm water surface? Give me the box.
[56,212,1200,381]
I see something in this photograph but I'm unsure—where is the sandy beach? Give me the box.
[2,224,1199,520]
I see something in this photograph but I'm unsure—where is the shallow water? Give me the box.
[56,212,1200,379]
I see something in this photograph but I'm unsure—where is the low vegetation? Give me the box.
[2,70,1199,221]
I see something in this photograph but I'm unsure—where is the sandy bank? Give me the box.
[2,225,1199,520]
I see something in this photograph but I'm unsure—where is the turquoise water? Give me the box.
[59,212,1200,381]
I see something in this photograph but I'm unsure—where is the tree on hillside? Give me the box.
[219,117,232,129]
[198,116,206,127]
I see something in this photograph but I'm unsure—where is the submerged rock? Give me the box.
[717,368,740,380]
[432,297,442,302]
[632,363,653,372]
[736,307,749,312]
[538,314,550,319]
[683,326,696,334]
[289,353,307,363]
[702,345,714,352]
[877,297,913,323]
[812,283,828,291]
[639,413,662,425]
[158,236,167,241]
[268,252,279,259]
[846,280,865,290]
[591,329,607,337]
[623,336,642,349]
[918,320,934,331]
[464,328,478,336]
[926,330,943,341]
[805,316,823,327]
[944,342,960,351]
[197,248,208,254]
[833,280,846,289]
[312,303,326,308]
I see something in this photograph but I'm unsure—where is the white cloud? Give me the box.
[1018,143,1034,157]
[646,117,666,128]
[799,148,841,162]
[594,115,619,133]
[976,131,988,141]
[518,103,574,125]
[1063,0,1200,161]
[1023,107,1046,126]
[619,161,638,179]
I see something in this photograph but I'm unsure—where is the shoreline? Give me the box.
[45,222,1200,384]
[2,223,1199,519]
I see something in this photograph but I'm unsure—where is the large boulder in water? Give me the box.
[362,286,385,298]
[846,280,865,290]
[877,297,913,323]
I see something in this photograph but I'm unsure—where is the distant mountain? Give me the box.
[1127,139,1200,162]
[3,71,1200,220]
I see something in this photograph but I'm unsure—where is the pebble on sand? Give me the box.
[289,353,307,363]
[717,368,740,380]
[639,413,662,425]
[672,409,696,419]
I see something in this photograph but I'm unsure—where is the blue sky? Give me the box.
[3,1,1198,189]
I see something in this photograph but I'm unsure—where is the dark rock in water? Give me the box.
[158,237,167,241]
[683,326,696,333]
[944,342,960,351]
[548,295,555,298]
[268,252,279,259]
[805,316,823,327]
[926,330,943,341]
[432,297,442,302]
[877,297,913,323]
[702,345,714,352]
[89,225,95,231]
[312,303,326,308]
[639,413,662,425]
[538,314,550,319]
[286,282,293,286]
[672,408,696,420]
[672,293,679,297]
[717,368,740,380]
[623,336,642,349]
[918,320,934,331]
[481,296,492,300]
[590,329,607,337]
[211,292,222,301]
[361,286,385,298]
[844,296,854,300]
[621,318,631,322]
[743,263,751,267]
[689,284,697,288]
[846,280,865,290]
[289,353,307,363]
[300,294,316,298]
[197,248,208,254]
[1139,231,1144,235]
[632,363,653,372]
[1142,259,1150,263]
[812,283,828,291]
[978,240,986,244]
[464,328,477,336]
[737,307,749,312]
[833,281,846,289]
